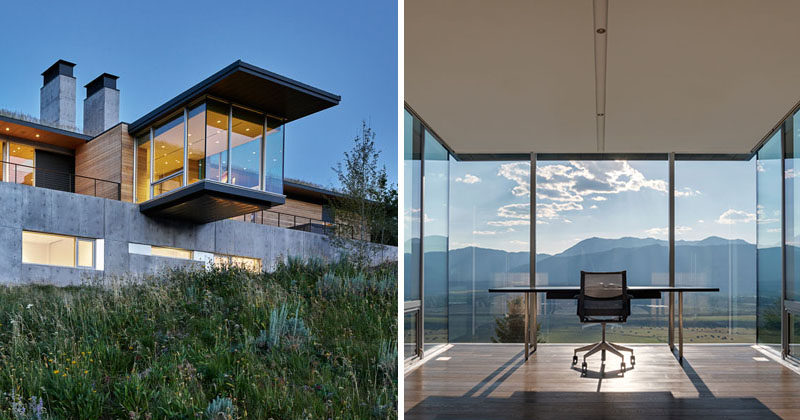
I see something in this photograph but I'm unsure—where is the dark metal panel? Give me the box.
[129,61,340,135]
[139,180,285,224]
[34,150,74,192]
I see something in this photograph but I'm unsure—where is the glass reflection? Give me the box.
[404,111,421,302]
[135,133,150,202]
[423,129,449,348]
[230,107,263,189]
[186,104,206,184]
[264,119,284,194]
[9,143,34,186]
[205,100,229,183]
[153,114,184,182]
[757,130,782,348]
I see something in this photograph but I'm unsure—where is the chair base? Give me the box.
[572,323,634,369]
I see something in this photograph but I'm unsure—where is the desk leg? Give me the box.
[668,291,674,351]
[524,292,529,361]
[531,292,537,354]
[679,291,684,362]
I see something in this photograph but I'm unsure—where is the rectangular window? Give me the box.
[8,143,34,186]
[264,118,284,194]
[230,107,263,189]
[205,100,229,183]
[153,113,185,183]
[214,254,262,271]
[151,246,193,260]
[423,129,449,348]
[186,103,206,185]
[135,133,151,202]
[22,231,95,269]
[757,130,783,349]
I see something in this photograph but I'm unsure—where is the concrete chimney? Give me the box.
[83,73,119,136]
[40,60,77,130]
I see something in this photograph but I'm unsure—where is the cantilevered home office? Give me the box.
[0,59,395,285]
[405,1,800,418]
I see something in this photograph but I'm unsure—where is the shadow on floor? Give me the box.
[405,391,782,419]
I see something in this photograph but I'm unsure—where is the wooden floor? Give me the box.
[405,344,800,419]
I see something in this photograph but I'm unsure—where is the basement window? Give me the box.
[213,254,262,272]
[22,231,96,269]
[150,246,193,260]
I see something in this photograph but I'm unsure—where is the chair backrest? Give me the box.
[578,271,629,322]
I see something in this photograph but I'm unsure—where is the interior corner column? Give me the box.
[668,152,675,350]
[529,152,536,347]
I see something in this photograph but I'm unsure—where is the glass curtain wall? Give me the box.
[404,110,422,359]
[8,143,34,186]
[675,160,756,342]
[230,107,263,189]
[205,100,229,183]
[535,160,668,343]
[756,130,783,349]
[448,160,530,343]
[423,130,449,348]
[786,112,800,302]
[264,119,284,194]
[133,98,285,202]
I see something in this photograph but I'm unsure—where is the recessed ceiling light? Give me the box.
[188,133,192,137]
[246,128,249,131]
[35,134,40,138]
[217,120,221,123]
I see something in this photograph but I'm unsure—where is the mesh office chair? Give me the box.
[572,271,635,375]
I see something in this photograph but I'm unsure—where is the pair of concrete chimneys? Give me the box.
[39,59,119,137]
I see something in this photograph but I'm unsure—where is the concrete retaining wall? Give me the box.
[0,182,396,286]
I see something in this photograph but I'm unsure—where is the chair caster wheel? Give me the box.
[630,355,635,366]
[572,355,578,365]
[621,362,626,371]
[581,361,587,376]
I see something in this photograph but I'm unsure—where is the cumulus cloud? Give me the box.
[675,187,701,197]
[644,226,692,237]
[495,160,667,222]
[590,205,598,209]
[455,174,481,184]
[717,209,756,225]
[472,230,496,235]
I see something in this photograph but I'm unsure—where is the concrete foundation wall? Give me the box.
[0,182,396,286]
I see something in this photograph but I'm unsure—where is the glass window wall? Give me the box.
[675,160,756,342]
[186,103,206,184]
[423,130,449,348]
[404,110,421,303]
[756,130,783,349]
[153,114,185,182]
[9,143,34,186]
[230,107,263,189]
[264,119,284,194]
[449,160,530,343]
[205,99,229,183]
[135,133,150,203]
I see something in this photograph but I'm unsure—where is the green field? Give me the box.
[0,258,397,419]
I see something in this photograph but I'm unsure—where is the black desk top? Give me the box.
[488,286,719,293]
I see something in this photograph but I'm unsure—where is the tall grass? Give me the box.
[0,258,397,419]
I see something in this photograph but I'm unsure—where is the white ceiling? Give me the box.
[405,0,800,155]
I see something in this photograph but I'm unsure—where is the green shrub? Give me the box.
[0,260,397,419]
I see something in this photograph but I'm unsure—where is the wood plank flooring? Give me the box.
[405,344,800,419]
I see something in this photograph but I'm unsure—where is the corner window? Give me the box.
[22,231,96,269]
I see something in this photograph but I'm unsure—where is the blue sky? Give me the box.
[0,0,397,188]
[449,160,756,255]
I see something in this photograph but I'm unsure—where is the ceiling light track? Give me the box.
[594,0,608,152]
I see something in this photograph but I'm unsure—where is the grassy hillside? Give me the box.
[0,258,397,419]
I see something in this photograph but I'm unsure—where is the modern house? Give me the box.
[0,59,392,285]
[405,1,800,418]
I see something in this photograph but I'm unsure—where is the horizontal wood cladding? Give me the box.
[75,125,123,197]
[271,197,324,221]
[120,125,133,202]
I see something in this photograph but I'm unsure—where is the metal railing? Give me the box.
[236,209,339,236]
[0,160,121,200]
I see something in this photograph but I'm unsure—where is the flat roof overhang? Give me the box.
[0,115,90,149]
[129,60,341,134]
[406,0,800,156]
[139,180,285,224]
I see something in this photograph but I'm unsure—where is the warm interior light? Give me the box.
[35,134,40,138]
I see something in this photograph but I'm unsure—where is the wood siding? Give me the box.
[271,198,324,221]
[74,123,132,201]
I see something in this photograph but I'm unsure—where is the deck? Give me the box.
[405,344,800,419]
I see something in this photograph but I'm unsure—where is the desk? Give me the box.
[488,286,719,361]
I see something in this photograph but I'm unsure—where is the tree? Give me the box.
[328,121,398,266]
[492,296,544,343]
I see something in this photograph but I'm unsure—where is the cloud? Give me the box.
[698,219,704,223]
[455,174,481,184]
[590,205,598,209]
[496,161,667,221]
[717,209,756,225]
[472,230,496,235]
[644,226,691,237]
[675,187,701,197]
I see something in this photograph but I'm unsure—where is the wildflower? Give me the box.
[90,359,94,363]
[62,373,66,377]
[71,360,76,365]
[25,304,32,309]
[53,370,59,374]
[84,370,88,374]
[128,346,133,350]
